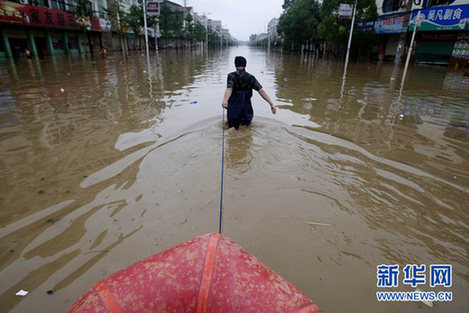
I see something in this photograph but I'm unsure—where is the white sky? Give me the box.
[172,0,285,41]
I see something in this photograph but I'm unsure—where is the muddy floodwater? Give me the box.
[1,46,468,312]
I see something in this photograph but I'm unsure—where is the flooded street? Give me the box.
[1,46,468,312]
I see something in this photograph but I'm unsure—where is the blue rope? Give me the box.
[219,108,225,234]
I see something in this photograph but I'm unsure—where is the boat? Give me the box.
[68,233,321,313]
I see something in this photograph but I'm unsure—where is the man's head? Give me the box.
[235,56,247,68]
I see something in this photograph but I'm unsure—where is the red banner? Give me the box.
[0,1,102,31]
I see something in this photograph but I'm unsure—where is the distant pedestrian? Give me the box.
[100,47,108,58]
[221,56,276,129]
[24,48,31,59]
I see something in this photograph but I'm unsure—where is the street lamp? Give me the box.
[202,12,211,48]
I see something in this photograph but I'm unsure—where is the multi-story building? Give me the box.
[0,0,111,57]
[195,12,207,26]
[220,27,230,42]
[267,17,278,41]
[374,0,469,65]
[163,0,193,25]
[207,19,221,34]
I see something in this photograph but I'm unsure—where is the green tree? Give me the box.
[208,32,220,47]
[105,0,129,56]
[193,21,207,42]
[282,0,297,11]
[71,0,94,55]
[159,1,183,38]
[318,0,377,55]
[125,4,144,49]
[72,0,93,19]
[278,0,320,50]
[183,13,195,42]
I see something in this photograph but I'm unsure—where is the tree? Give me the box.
[282,0,298,11]
[125,4,144,49]
[183,13,195,43]
[193,21,207,43]
[159,1,183,38]
[71,0,94,55]
[208,32,220,47]
[318,0,377,56]
[105,0,129,56]
[278,0,320,50]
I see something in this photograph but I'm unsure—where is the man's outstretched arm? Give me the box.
[222,88,233,108]
[258,89,276,114]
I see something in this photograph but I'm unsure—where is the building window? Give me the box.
[29,0,49,8]
[423,0,455,9]
[382,0,400,13]
[50,0,66,11]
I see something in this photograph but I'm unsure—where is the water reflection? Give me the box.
[225,126,254,172]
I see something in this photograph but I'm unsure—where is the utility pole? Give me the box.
[142,0,149,56]
[401,10,422,88]
[344,0,357,66]
[394,0,414,65]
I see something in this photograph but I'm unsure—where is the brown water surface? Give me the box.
[0,47,468,312]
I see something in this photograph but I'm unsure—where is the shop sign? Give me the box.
[357,19,375,31]
[374,12,406,34]
[339,4,353,19]
[147,2,159,16]
[0,0,102,31]
[99,18,111,32]
[452,39,469,60]
[409,4,469,31]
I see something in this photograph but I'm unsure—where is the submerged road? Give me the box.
[0,46,468,312]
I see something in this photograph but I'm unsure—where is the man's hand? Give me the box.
[222,102,228,109]
[271,105,276,115]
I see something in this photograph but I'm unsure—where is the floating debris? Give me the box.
[189,101,198,104]
[304,221,334,227]
[415,288,433,307]
[399,113,404,119]
[60,88,65,93]
[16,290,28,296]
[47,290,54,295]
[190,154,198,158]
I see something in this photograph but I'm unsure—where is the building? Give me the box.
[220,27,230,42]
[267,17,278,41]
[374,0,469,65]
[194,12,207,27]
[163,0,193,25]
[0,0,111,57]
[207,19,221,34]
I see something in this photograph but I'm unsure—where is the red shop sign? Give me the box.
[0,0,101,31]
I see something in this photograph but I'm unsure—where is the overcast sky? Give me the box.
[172,0,285,41]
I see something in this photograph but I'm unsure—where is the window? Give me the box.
[423,0,455,9]
[382,0,401,13]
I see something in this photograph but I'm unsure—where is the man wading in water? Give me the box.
[222,56,276,129]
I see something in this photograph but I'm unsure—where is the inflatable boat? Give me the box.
[68,233,321,313]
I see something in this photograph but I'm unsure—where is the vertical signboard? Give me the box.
[339,4,353,19]
[147,1,160,16]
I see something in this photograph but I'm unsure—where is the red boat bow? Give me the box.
[68,233,321,313]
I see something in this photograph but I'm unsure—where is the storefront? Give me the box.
[0,0,105,57]
[408,2,469,65]
[374,12,406,61]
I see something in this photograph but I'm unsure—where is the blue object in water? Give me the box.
[190,101,198,104]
